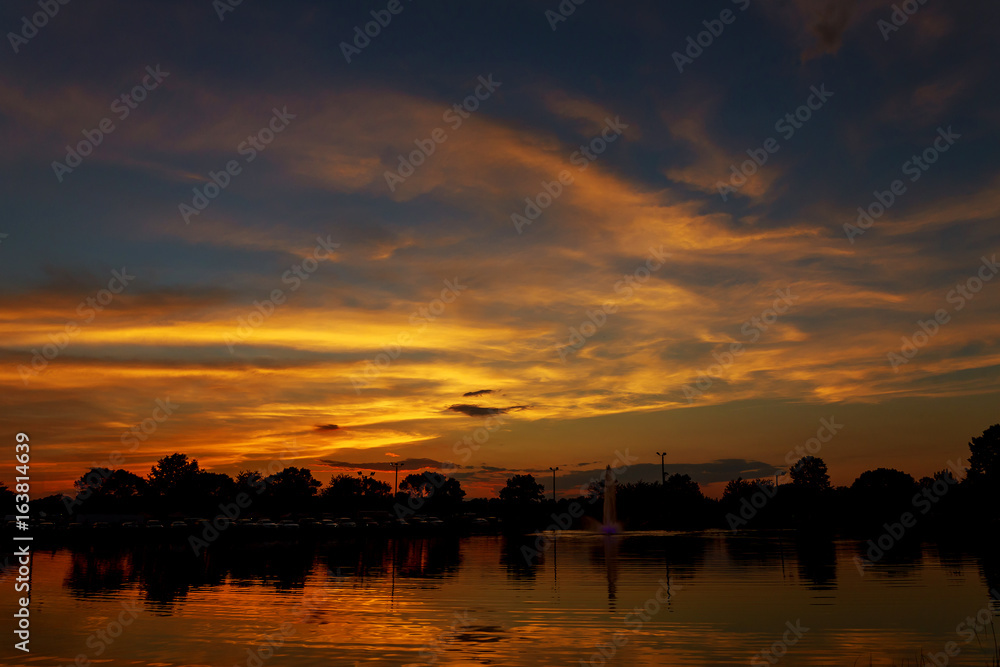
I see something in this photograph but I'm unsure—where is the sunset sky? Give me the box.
[2,0,998,499]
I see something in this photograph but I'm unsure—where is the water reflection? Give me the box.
[794,535,837,591]
[6,533,999,666]
[603,534,620,609]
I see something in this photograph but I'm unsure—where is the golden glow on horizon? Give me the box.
[2,79,999,499]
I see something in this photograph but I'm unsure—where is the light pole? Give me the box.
[655,452,667,485]
[389,462,404,495]
[548,466,559,502]
[775,470,786,488]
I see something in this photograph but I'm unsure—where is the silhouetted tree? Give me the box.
[661,474,706,529]
[319,472,391,512]
[498,474,544,504]
[356,471,391,499]
[721,477,758,503]
[664,473,701,499]
[235,470,265,495]
[430,474,465,512]
[73,467,112,495]
[30,494,70,521]
[399,471,465,515]
[967,424,1000,488]
[919,469,959,489]
[790,456,831,490]
[264,467,321,514]
[0,481,14,509]
[849,468,916,530]
[189,471,236,510]
[149,453,201,495]
[400,473,434,498]
[722,477,778,529]
[583,478,604,503]
[323,473,364,499]
[617,481,663,529]
[321,473,366,513]
[70,468,149,512]
[851,468,916,498]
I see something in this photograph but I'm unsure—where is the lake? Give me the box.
[2,531,998,666]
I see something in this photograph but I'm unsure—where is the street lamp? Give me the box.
[548,466,559,502]
[389,461,404,495]
[775,470,787,487]
[655,452,667,485]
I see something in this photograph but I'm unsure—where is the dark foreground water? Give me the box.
[2,531,999,666]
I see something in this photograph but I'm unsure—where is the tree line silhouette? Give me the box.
[4,424,997,537]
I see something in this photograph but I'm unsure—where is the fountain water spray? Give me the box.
[601,465,621,534]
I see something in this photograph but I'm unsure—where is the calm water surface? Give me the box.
[2,532,999,666]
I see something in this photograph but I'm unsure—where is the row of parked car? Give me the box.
[5,514,498,536]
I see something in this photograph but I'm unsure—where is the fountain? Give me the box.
[601,465,620,534]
